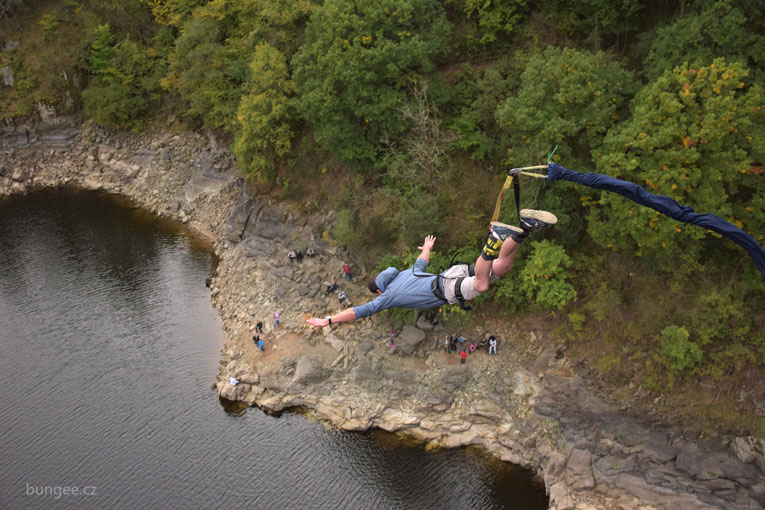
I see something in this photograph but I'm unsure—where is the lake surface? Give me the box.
[0,189,548,509]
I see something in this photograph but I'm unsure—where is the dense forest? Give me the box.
[1,0,763,434]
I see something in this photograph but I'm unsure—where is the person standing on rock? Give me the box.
[305,210,557,328]
[444,335,450,353]
[256,320,263,334]
[343,263,352,282]
[288,250,296,264]
[273,311,281,328]
[460,349,467,364]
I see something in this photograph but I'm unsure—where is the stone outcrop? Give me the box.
[1,119,763,510]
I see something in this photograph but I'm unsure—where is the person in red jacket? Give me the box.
[342,263,352,282]
[460,349,467,364]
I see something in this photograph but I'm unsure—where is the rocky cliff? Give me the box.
[2,119,763,510]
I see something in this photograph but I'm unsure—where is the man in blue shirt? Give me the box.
[306,209,556,328]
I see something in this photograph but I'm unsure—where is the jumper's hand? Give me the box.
[418,235,436,251]
[306,317,329,328]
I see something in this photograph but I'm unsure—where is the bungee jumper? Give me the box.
[307,153,764,328]
[305,209,558,327]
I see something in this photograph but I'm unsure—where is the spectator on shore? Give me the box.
[342,263,352,282]
[469,340,477,354]
[288,250,296,263]
[488,336,497,355]
[460,349,467,364]
[443,336,450,353]
[306,247,316,258]
[273,311,281,328]
[296,249,304,263]
[256,321,263,334]
[449,334,458,353]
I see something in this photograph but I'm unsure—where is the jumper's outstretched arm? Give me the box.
[306,307,357,328]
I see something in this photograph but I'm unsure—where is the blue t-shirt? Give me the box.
[353,258,445,319]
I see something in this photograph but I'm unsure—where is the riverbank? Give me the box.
[2,119,763,510]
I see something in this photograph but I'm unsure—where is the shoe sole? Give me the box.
[489,221,524,233]
[519,209,558,226]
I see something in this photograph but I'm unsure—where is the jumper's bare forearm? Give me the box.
[306,307,357,327]
[417,235,437,265]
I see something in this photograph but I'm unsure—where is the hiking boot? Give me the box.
[482,223,526,260]
[519,209,558,232]
[490,222,526,242]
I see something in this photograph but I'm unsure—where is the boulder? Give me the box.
[397,325,426,355]
[731,436,757,464]
[225,187,255,242]
[324,334,345,352]
[566,449,595,490]
[1,66,14,87]
[416,314,433,330]
[292,355,325,384]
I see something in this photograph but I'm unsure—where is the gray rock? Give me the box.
[359,342,373,355]
[184,167,236,203]
[640,444,678,463]
[397,325,426,355]
[1,66,14,87]
[279,357,298,376]
[416,314,433,330]
[352,359,380,385]
[731,437,757,464]
[324,334,345,352]
[594,453,638,477]
[292,355,325,384]
[226,187,257,242]
[440,365,471,391]
[566,449,595,490]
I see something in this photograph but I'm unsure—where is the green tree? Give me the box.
[540,0,643,50]
[164,15,247,130]
[592,59,765,268]
[83,33,165,130]
[233,43,297,181]
[88,24,117,76]
[292,0,451,172]
[141,0,206,28]
[450,60,523,163]
[445,0,528,50]
[497,46,636,169]
[638,0,765,82]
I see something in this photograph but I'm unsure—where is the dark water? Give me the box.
[0,190,548,510]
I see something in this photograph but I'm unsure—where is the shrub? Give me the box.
[517,240,577,310]
[659,325,703,372]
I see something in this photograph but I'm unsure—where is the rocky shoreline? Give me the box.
[1,119,763,510]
